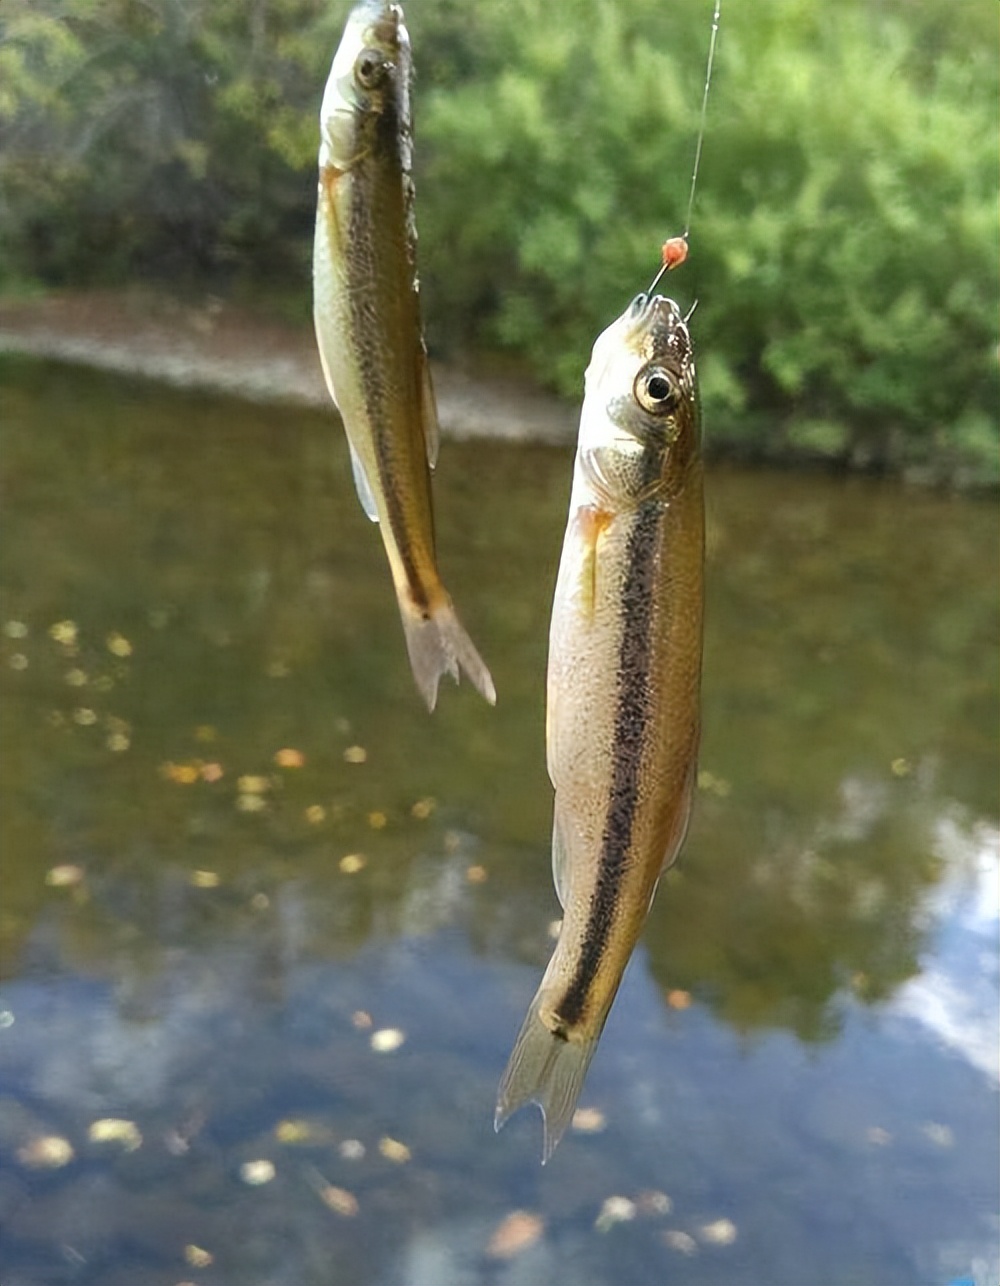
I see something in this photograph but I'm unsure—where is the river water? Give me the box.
[1,357,997,1286]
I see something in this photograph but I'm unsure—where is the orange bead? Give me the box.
[661,236,689,269]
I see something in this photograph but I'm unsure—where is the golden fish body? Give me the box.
[313,0,494,710]
[496,294,704,1161]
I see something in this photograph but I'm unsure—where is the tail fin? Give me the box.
[399,596,496,711]
[494,992,599,1164]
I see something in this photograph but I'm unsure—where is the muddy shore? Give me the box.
[0,290,577,445]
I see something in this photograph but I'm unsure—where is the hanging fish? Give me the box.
[313,0,495,710]
[495,291,704,1161]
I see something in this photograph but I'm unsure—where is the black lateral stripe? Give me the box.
[556,490,661,1026]
[345,90,430,616]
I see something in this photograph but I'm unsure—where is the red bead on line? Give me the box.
[661,237,688,270]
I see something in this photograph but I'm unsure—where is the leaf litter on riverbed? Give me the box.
[16,1135,75,1168]
[88,1118,142,1151]
[378,1136,411,1163]
[369,1027,405,1052]
[46,864,85,888]
[594,1195,636,1232]
[239,1159,276,1185]
[486,1210,545,1260]
[305,1166,359,1217]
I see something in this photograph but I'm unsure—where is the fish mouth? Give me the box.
[622,293,690,360]
[364,1,403,49]
[626,292,683,329]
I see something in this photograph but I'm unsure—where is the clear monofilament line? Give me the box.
[682,0,721,240]
[646,0,721,294]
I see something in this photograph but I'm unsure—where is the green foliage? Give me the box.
[417,0,999,482]
[0,0,996,481]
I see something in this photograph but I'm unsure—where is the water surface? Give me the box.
[1,357,997,1286]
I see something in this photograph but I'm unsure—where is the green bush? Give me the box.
[0,0,996,482]
[416,0,999,482]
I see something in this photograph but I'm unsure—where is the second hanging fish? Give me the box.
[313,0,495,710]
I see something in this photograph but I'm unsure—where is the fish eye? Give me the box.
[629,293,647,316]
[634,365,678,415]
[354,47,388,90]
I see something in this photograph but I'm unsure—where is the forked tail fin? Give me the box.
[494,990,600,1164]
[399,595,496,712]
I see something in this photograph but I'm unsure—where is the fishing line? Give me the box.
[647,0,721,294]
[684,0,721,240]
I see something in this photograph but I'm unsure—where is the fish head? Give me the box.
[319,1,412,171]
[579,294,700,504]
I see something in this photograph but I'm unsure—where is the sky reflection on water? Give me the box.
[0,358,997,1286]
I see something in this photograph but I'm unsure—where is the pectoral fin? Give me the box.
[575,504,612,620]
[348,440,380,523]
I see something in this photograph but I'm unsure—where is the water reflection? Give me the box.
[891,815,999,1082]
[1,357,997,1285]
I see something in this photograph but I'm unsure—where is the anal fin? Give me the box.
[551,806,570,910]
[418,338,440,470]
[348,439,380,523]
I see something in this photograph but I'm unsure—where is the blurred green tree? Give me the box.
[0,0,996,480]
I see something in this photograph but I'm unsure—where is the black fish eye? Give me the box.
[355,47,388,90]
[634,366,677,415]
[629,293,647,315]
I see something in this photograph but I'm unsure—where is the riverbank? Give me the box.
[0,289,577,445]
